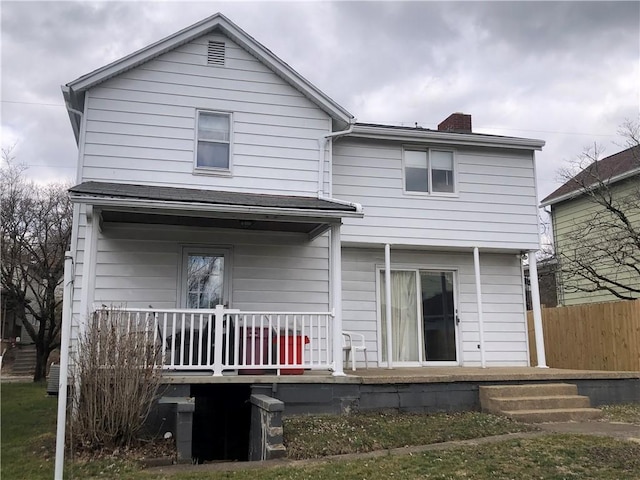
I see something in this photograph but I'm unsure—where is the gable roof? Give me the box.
[62,13,353,141]
[541,144,640,207]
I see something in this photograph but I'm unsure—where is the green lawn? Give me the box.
[284,410,534,459]
[155,435,640,480]
[1,382,57,479]
[601,403,640,425]
[2,382,639,480]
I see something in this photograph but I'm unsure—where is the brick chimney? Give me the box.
[438,113,472,133]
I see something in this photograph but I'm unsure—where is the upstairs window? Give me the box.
[431,150,454,193]
[196,111,231,171]
[403,148,455,194]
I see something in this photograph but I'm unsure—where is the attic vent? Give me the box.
[207,41,225,66]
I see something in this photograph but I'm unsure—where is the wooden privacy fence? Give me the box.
[527,299,640,371]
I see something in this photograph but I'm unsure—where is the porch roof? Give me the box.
[69,181,362,236]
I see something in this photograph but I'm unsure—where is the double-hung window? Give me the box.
[195,111,231,172]
[403,148,455,194]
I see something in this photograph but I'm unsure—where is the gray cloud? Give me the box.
[1,1,638,201]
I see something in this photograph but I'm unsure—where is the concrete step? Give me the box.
[11,348,37,375]
[480,383,577,399]
[504,408,604,423]
[479,383,603,423]
[489,395,591,411]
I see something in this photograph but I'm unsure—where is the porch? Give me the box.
[93,306,337,376]
[161,365,640,384]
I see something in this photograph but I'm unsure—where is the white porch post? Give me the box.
[473,247,487,368]
[212,305,225,376]
[384,244,393,369]
[331,224,345,376]
[528,251,548,368]
[54,253,74,480]
[78,205,98,338]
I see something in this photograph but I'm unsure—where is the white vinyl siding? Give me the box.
[341,247,529,367]
[69,215,330,344]
[91,225,329,311]
[333,138,540,250]
[80,33,331,196]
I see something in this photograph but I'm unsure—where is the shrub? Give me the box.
[70,307,161,449]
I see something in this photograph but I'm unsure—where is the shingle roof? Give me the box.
[541,145,640,206]
[69,181,358,212]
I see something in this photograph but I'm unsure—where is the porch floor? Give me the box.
[161,367,640,385]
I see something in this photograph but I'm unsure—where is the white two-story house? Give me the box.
[61,13,547,377]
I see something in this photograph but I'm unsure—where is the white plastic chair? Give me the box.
[342,331,368,371]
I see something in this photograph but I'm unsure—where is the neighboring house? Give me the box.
[61,13,546,375]
[524,257,558,310]
[541,145,640,306]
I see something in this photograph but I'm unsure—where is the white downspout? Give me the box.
[318,119,357,198]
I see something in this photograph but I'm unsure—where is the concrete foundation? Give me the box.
[143,370,639,462]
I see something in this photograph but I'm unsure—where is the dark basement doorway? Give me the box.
[191,384,252,463]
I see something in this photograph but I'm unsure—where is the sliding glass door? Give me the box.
[380,269,458,365]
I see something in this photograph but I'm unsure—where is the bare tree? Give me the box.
[0,148,73,380]
[555,121,640,301]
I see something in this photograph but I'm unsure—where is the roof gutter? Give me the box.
[540,166,640,207]
[68,194,364,219]
[350,124,545,150]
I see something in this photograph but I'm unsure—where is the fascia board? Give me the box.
[350,125,545,150]
[220,25,353,123]
[61,85,80,143]
[540,167,640,208]
[66,13,352,124]
[69,194,364,219]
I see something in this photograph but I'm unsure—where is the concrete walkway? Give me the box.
[144,420,640,475]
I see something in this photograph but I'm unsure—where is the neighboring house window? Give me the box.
[403,148,455,194]
[195,111,231,172]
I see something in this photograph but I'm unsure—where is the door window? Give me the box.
[182,248,230,308]
[380,270,419,363]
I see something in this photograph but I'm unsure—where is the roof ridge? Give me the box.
[541,144,640,206]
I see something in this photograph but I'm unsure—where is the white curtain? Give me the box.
[381,271,419,362]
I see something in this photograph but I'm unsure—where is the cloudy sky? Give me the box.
[1,1,639,205]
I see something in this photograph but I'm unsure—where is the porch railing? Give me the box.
[92,306,335,376]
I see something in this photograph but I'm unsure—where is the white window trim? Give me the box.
[375,264,460,367]
[193,110,233,176]
[401,146,458,197]
[178,246,233,308]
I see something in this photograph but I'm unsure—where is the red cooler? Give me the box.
[276,335,310,375]
[239,327,271,375]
